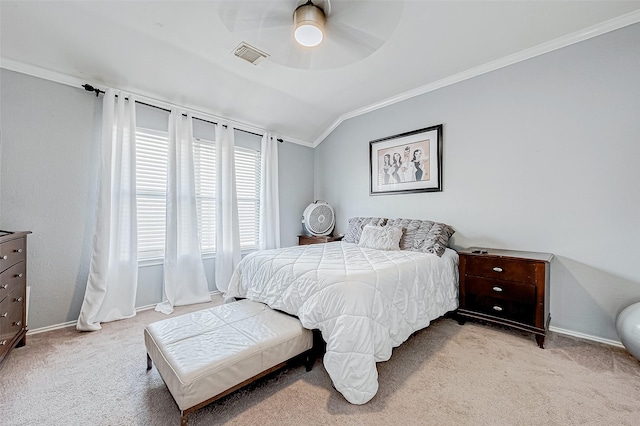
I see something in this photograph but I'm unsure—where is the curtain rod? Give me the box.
[82,84,283,142]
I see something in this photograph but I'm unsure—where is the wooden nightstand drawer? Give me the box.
[465,256,537,284]
[464,295,536,325]
[464,276,535,304]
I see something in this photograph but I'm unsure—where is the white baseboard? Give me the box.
[549,326,624,348]
[27,291,223,336]
[28,319,78,335]
[26,296,625,350]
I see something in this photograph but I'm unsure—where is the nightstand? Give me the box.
[457,248,553,348]
[297,235,342,245]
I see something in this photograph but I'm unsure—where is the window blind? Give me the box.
[136,128,168,260]
[193,137,216,254]
[235,146,261,250]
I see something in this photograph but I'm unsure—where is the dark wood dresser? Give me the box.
[298,235,342,245]
[457,247,553,348]
[0,231,30,365]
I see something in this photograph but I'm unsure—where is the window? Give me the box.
[135,127,261,261]
[235,146,261,250]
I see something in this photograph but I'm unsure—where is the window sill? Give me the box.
[138,257,164,268]
[138,249,258,268]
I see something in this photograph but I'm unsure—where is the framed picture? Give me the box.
[370,124,443,195]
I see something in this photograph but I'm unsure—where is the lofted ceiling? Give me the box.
[1,1,640,146]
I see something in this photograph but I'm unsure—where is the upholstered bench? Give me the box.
[144,299,315,425]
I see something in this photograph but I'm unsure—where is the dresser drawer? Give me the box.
[0,261,26,301]
[0,237,26,272]
[0,231,29,365]
[0,282,26,346]
[464,276,536,303]
[464,256,537,284]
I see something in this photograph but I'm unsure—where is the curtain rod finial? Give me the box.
[82,84,101,97]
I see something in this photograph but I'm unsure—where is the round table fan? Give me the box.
[302,201,335,236]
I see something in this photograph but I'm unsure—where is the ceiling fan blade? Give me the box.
[326,21,385,57]
[327,0,403,38]
[218,0,295,34]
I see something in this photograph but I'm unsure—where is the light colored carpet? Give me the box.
[2,295,639,426]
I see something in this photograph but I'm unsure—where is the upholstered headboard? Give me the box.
[343,216,454,256]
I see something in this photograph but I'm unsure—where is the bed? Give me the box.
[226,217,459,404]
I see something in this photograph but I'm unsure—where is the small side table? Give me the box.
[298,235,342,245]
[457,247,553,348]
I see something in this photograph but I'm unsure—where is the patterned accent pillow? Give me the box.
[358,225,403,251]
[385,218,454,257]
[343,217,388,244]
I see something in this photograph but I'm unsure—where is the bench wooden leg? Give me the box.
[147,353,152,370]
[180,411,188,425]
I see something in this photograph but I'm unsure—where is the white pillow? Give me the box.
[358,225,403,251]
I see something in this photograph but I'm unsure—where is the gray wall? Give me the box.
[279,141,315,247]
[315,23,640,343]
[1,70,100,331]
[0,69,315,329]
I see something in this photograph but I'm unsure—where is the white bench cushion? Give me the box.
[144,299,313,411]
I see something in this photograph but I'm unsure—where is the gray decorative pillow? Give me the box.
[386,218,454,256]
[343,217,388,244]
[358,225,403,251]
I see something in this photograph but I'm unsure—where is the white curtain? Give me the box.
[155,111,211,314]
[259,133,281,250]
[77,89,138,331]
[214,124,241,294]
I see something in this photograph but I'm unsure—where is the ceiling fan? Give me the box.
[218,0,404,70]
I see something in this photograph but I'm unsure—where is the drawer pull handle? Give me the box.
[1,284,8,289]
[492,267,503,272]
[492,305,503,312]
[1,255,7,260]
[15,249,23,253]
[492,286,503,292]
[15,297,23,303]
[1,312,7,318]
[16,273,24,278]
[0,340,7,346]
[14,321,21,327]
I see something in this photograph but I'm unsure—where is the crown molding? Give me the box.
[3,7,639,150]
[0,57,88,89]
[311,9,640,148]
[0,58,313,147]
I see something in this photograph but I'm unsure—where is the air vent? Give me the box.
[232,42,269,65]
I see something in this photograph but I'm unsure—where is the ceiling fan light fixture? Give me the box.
[294,2,325,47]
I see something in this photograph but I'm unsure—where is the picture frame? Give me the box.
[369,124,443,195]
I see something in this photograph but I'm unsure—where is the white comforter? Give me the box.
[226,242,459,404]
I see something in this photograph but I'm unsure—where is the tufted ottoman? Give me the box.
[144,299,315,425]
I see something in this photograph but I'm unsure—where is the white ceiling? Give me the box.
[2,1,640,146]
